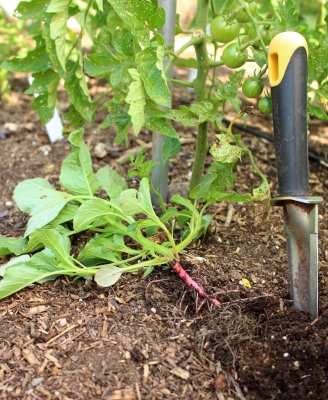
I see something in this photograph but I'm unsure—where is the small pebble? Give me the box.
[151,307,156,313]
[31,377,44,387]
[283,353,289,357]
[282,336,287,340]
[5,201,12,207]
[59,318,67,327]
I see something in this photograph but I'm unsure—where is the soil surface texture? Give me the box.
[0,73,328,400]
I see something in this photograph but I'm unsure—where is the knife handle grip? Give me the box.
[268,32,309,196]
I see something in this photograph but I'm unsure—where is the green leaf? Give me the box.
[174,58,198,69]
[94,0,103,11]
[274,0,299,32]
[146,118,179,138]
[84,46,120,78]
[77,235,122,264]
[60,130,100,196]
[25,69,60,125]
[308,103,328,120]
[1,34,52,73]
[14,0,50,20]
[126,69,146,135]
[252,48,267,69]
[166,102,219,127]
[64,61,95,123]
[13,178,70,237]
[150,7,165,30]
[136,46,171,108]
[0,255,30,278]
[96,166,128,199]
[74,198,117,232]
[162,138,181,165]
[101,107,131,146]
[210,134,246,163]
[0,237,28,256]
[120,178,156,218]
[95,265,123,287]
[34,228,71,263]
[102,234,140,255]
[215,70,245,102]
[170,194,197,214]
[309,35,328,84]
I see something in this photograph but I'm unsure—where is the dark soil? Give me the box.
[0,73,327,400]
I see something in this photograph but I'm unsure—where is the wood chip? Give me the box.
[104,388,136,400]
[170,367,190,380]
[28,305,48,315]
[22,349,40,366]
[250,273,258,283]
[214,374,228,391]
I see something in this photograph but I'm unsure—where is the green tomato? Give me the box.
[242,77,264,98]
[230,1,257,23]
[248,25,274,48]
[221,42,248,69]
[210,15,240,43]
[258,97,272,114]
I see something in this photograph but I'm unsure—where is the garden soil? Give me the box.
[0,71,328,400]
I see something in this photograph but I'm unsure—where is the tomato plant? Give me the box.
[258,96,273,114]
[0,0,327,298]
[210,15,239,43]
[242,76,264,98]
[230,0,257,23]
[221,42,248,69]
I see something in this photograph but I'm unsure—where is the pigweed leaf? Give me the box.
[13,178,70,237]
[94,265,123,287]
[1,34,52,73]
[96,166,128,199]
[102,234,140,255]
[60,130,100,196]
[120,178,157,219]
[77,235,122,264]
[0,255,30,278]
[126,69,146,135]
[33,228,71,264]
[25,69,60,125]
[136,46,171,108]
[73,198,131,232]
[0,237,28,256]
[162,138,181,165]
[170,194,197,214]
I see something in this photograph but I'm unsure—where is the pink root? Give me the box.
[170,261,221,308]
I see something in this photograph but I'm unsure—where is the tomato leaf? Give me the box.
[136,46,171,108]
[126,69,146,135]
[1,34,52,73]
[25,69,60,125]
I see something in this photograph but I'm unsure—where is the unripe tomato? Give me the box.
[230,1,257,23]
[248,25,274,47]
[221,42,248,69]
[258,97,272,114]
[242,77,264,98]
[210,15,240,43]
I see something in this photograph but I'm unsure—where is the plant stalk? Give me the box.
[188,0,211,194]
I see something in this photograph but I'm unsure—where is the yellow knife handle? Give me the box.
[268,32,309,196]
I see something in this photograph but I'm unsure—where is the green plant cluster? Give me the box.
[0,0,327,299]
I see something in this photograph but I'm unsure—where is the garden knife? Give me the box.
[268,32,323,317]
